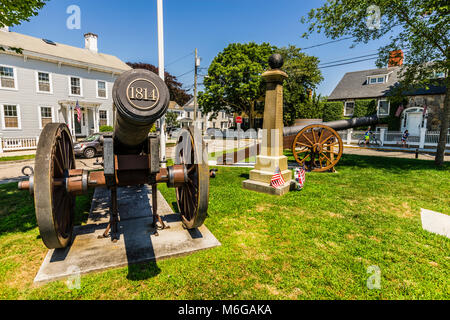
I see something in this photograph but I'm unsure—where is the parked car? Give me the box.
[74,132,111,159]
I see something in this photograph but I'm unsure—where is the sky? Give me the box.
[12,0,397,96]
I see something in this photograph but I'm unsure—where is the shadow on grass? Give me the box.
[127,261,161,281]
[0,183,93,236]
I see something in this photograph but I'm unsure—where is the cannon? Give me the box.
[218,115,380,172]
[284,115,380,172]
[18,69,209,249]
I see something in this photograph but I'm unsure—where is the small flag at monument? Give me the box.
[423,105,428,116]
[270,167,285,188]
[294,166,306,190]
[75,100,82,123]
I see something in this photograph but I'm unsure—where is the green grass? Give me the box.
[0,155,35,162]
[0,154,449,299]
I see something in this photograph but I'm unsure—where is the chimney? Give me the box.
[0,26,9,32]
[388,50,403,67]
[84,33,98,53]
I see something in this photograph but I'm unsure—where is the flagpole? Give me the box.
[157,0,167,168]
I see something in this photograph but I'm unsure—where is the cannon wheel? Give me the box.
[292,124,343,172]
[175,127,209,229]
[34,123,76,249]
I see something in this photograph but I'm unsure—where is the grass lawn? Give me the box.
[0,153,449,299]
[0,155,35,162]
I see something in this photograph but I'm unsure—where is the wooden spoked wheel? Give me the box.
[174,127,209,229]
[34,123,76,249]
[292,124,343,172]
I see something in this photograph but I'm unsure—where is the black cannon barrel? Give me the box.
[283,115,380,137]
[112,69,170,154]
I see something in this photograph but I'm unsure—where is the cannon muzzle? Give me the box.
[112,69,170,154]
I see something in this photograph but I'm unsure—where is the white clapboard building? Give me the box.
[0,26,131,151]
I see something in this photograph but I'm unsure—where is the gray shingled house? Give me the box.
[328,64,446,136]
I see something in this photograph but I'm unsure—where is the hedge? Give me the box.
[354,99,377,118]
[99,125,114,132]
[322,101,343,122]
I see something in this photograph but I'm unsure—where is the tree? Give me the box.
[165,111,179,128]
[126,62,192,106]
[301,0,449,166]
[198,42,275,128]
[277,45,323,125]
[0,0,48,53]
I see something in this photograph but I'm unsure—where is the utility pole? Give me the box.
[157,0,166,168]
[193,48,199,129]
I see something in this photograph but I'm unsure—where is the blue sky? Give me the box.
[12,0,395,96]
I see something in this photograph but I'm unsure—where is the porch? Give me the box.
[58,100,104,140]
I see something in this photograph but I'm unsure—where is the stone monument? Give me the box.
[242,54,293,196]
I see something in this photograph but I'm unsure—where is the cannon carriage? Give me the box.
[19,69,209,249]
[284,115,380,172]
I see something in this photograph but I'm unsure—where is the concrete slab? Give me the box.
[421,208,450,239]
[34,185,221,285]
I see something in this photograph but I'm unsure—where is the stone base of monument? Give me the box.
[33,185,221,285]
[242,179,295,196]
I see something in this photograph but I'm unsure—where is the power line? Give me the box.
[320,53,379,66]
[176,69,195,78]
[301,37,354,50]
[319,56,379,69]
[166,51,194,67]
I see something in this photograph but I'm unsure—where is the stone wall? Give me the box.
[407,94,446,131]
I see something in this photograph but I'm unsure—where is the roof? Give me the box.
[328,67,400,100]
[328,66,447,100]
[0,31,131,73]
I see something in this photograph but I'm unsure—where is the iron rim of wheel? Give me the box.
[174,126,209,229]
[34,123,76,249]
[292,124,344,172]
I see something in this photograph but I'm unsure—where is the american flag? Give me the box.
[75,100,81,123]
[395,105,404,117]
[295,166,306,190]
[270,167,285,188]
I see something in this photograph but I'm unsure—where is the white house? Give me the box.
[0,27,131,150]
[174,98,233,131]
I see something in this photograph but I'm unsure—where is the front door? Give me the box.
[74,110,88,137]
[406,112,422,136]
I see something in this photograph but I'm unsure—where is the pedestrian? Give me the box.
[401,130,409,148]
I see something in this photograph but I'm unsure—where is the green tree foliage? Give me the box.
[301,0,449,165]
[323,101,344,122]
[0,0,48,53]
[127,63,192,106]
[165,111,179,128]
[198,42,275,128]
[199,43,323,128]
[278,45,323,125]
[353,99,377,118]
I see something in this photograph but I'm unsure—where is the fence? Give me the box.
[340,128,450,149]
[0,137,39,153]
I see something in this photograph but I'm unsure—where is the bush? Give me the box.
[322,101,343,122]
[99,125,113,132]
[354,99,377,118]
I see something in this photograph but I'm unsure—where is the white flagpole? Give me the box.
[157,0,167,168]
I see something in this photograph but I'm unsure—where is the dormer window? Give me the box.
[367,75,386,84]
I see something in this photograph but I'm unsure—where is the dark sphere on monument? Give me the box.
[268,54,284,69]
